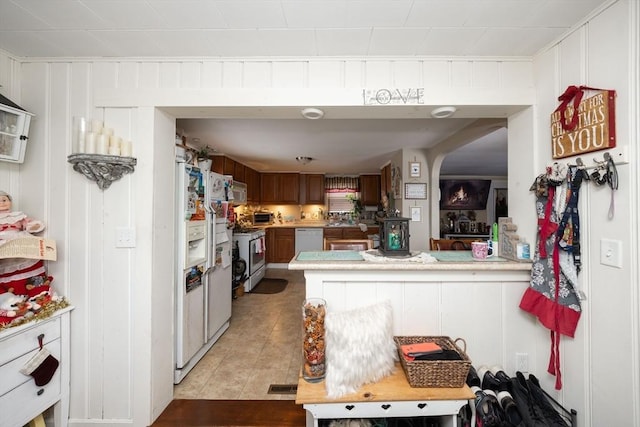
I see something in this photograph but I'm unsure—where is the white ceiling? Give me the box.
[0,0,608,58]
[0,0,610,176]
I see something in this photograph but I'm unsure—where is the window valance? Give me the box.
[325,177,359,193]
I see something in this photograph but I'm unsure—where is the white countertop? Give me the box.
[288,250,532,271]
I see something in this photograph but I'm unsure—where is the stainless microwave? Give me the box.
[252,212,273,225]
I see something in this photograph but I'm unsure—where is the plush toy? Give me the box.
[0,292,32,325]
[0,259,48,296]
[26,276,56,311]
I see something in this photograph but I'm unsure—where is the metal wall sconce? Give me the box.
[67,154,136,190]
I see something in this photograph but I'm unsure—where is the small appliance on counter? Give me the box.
[252,211,273,225]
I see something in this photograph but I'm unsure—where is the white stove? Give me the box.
[233,228,266,292]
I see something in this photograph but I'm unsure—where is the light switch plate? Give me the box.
[600,238,622,268]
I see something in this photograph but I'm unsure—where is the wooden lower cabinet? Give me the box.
[322,228,343,241]
[323,226,379,242]
[266,227,295,263]
[343,226,378,239]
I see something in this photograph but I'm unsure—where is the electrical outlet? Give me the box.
[116,227,136,248]
[516,353,529,373]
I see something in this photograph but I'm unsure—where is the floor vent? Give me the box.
[267,384,298,394]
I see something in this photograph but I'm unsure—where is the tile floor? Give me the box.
[173,268,305,400]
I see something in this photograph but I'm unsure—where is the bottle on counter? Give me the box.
[491,222,499,257]
[517,239,530,260]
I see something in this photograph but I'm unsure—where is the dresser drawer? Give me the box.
[0,358,61,427]
[0,338,61,396]
[0,317,61,366]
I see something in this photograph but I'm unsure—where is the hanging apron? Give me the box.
[519,172,582,390]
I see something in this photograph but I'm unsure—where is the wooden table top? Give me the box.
[295,363,474,404]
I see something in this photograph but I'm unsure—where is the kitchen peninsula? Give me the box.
[289,251,533,367]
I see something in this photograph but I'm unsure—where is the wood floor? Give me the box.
[151,399,307,427]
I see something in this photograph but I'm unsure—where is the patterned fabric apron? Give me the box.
[519,172,582,390]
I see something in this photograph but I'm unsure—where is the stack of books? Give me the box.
[400,342,443,361]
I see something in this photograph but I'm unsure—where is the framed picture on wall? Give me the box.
[494,188,508,222]
[439,180,491,210]
[409,161,421,178]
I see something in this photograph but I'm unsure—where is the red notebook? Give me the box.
[401,342,443,361]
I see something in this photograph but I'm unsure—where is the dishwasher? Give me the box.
[295,228,324,254]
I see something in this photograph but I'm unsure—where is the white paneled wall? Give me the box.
[531,1,638,426]
[0,1,636,425]
[304,268,534,370]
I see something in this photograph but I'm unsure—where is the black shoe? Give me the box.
[466,365,481,387]
[507,372,548,427]
[490,366,513,384]
[478,366,503,392]
[497,390,523,426]
[527,374,570,427]
[472,386,505,427]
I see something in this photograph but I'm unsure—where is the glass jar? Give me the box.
[302,298,326,383]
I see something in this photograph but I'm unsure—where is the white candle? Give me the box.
[109,135,121,148]
[85,132,96,154]
[97,134,109,155]
[77,133,86,153]
[121,140,132,157]
[91,120,103,134]
[103,127,114,137]
[73,117,87,153]
[108,145,120,156]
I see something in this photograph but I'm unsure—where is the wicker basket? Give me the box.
[394,336,471,388]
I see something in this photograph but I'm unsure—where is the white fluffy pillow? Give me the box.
[325,300,397,398]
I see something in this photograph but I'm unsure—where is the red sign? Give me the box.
[550,89,616,159]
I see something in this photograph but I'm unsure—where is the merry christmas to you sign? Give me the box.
[550,86,616,159]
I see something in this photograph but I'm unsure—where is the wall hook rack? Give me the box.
[67,153,137,190]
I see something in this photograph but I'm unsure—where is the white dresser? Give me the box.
[0,306,73,427]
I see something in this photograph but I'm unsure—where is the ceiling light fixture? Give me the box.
[296,156,313,165]
[301,107,325,120]
[430,106,457,118]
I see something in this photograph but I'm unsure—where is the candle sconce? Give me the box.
[67,154,136,190]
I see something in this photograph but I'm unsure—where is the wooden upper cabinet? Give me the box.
[212,155,224,174]
[300,174,325,205]
[223,157,235,175]
[279,173,300,204]
[234,161,246,183]
[245,168,261,203]
[260,173,279,203]
[261,173,300,204]
[360,174,381,206]
[381,164,391,197]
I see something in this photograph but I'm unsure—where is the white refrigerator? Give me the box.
[175,161,209,383]
[205,171,233,343]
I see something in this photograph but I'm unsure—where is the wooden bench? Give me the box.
[296,363,474,427]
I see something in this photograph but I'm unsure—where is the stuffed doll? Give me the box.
[0,191,45,244]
